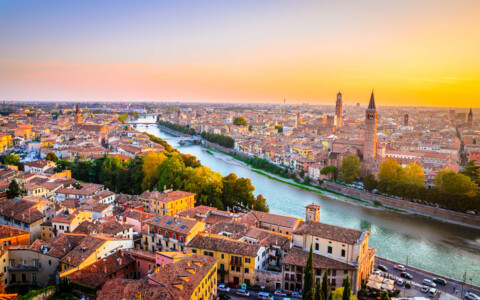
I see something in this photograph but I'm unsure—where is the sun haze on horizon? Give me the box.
[0,0,479,107]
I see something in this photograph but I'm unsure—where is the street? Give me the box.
[376,259,479,299]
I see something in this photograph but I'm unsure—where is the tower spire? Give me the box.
[368,90,376,110]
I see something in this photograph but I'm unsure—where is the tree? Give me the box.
[6,180,22,199]
[435,169,479,197]
[321,269,329,300]
[461,160,480,185]
[362,174,377,192]
[253,194,269,212]
[332,287,358,300]
[233,117,248,126]
[400,163,425,187]
[315,282,323,300]
[157,156,185,191]
[378,158,402,182]
[340,155,360,184]
[5,154,20,166]
[380,291,390,300]
[342,275,351,300]
[141,151,166,191]
[45,152,58,162]
[118,113,128,124]
[321,166,337,180]
[303,244,314,300]
[275,125,283,132]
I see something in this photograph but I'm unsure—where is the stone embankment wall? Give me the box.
[157,125,191,137]
[321,181,480,229]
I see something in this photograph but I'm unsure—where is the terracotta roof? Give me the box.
[139,190,195,203]
[146,215,199,235]
[0,225,30,239]
[252,211,301,229]
[73,219,133,236]
[0,198,44,224]
[187,233,261,257]
[148,254,218,300]
[294,221,364,245]
[97,279,170,300]
[67,251,135,288]
[283,246,355,270]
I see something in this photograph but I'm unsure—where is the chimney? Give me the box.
[119,258,122,265]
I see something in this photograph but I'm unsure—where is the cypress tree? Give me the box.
[303,244,314,300]
[315,282,323,300]
[342,275,351,300]
[6,180,21,199]
[322,268,329,300]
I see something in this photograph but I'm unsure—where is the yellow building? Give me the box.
[139,190,195,216]
[0,133,12,152]
[187,233,264,286]
[0,225,30,246]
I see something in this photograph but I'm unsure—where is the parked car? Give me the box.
[423,279,436,287]
[400,272,413,279]
[388,275,397,281]
[236,289,250,297]
[217,295,231,300]
[378,265,388,272]
[405,281,411,289]
[291,291,302,298]
[257,292,274,300]
[218,284,230,293]
[396,279,404,286]
[374,270,382,276]
[432,278,447,286]
[274,290,287,297]
[464,292,480,300]
[394,264,406,271]
[421,286,430,293]
[428,288,438,297]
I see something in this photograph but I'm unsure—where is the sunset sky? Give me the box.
[1,0,479,107]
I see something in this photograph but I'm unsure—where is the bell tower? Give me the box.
[364,90,377,160]
[306,203,321,222]
[335,92,343,128]
[75,104,82,125]
[468,108,473,129]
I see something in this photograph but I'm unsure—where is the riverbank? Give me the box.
[201,144,480,229]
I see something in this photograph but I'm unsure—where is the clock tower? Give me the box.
[335,92,343,128]
[364,91,377,160]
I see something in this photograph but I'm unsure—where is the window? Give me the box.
[137,261,141,267]
[245,258,250,263]
[221,254,224,259]
[332,270,336,276]
[244,267,249,274]
[32,273,37,282]
[328,246,332,254]
[192,249,197,254]
[315,243,319,251]
[231,265,235,271]
[341,249,346,257]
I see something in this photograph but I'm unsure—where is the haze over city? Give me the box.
[1,0,480,107]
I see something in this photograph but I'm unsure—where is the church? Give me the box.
[330,91,383,175]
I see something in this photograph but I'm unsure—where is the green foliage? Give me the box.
[158,120,195,135]
[303,244,314,300]
[380,291,390,300]
[5,154,20,166]
[362,174,377,192]
[315,282,323,300]
[332,287,358,300]
[342,275,351,300]
[435,169,478,197]
[18,286,56,300]
[461,160,480,185]
[321,269,329,300]
[45,152,58,162]
[6,180,22,199]
[340,155,360,184]
[275,125,283,132]
[253,194,269,212]
[118,113,128,124]
[201,132,235,148]
[233,116,248,126]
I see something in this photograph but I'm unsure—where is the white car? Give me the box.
[423,279,436,287]
[218,284,230,293]
[236,289,250,297]
[274,290,287,296]
[394,264,406,271]
[291,291,302,298]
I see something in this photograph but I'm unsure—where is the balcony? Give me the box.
[8,281,37,286]
[218,268,229,275]
[162,236,169,241]
[230,259,242,266]
[8,265,39,272]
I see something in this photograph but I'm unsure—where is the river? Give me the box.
[132,116,480,285]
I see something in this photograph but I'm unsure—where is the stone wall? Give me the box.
[321,181,480,229]
[253,269,283,290]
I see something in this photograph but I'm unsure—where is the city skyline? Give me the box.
[1,0,480,107]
